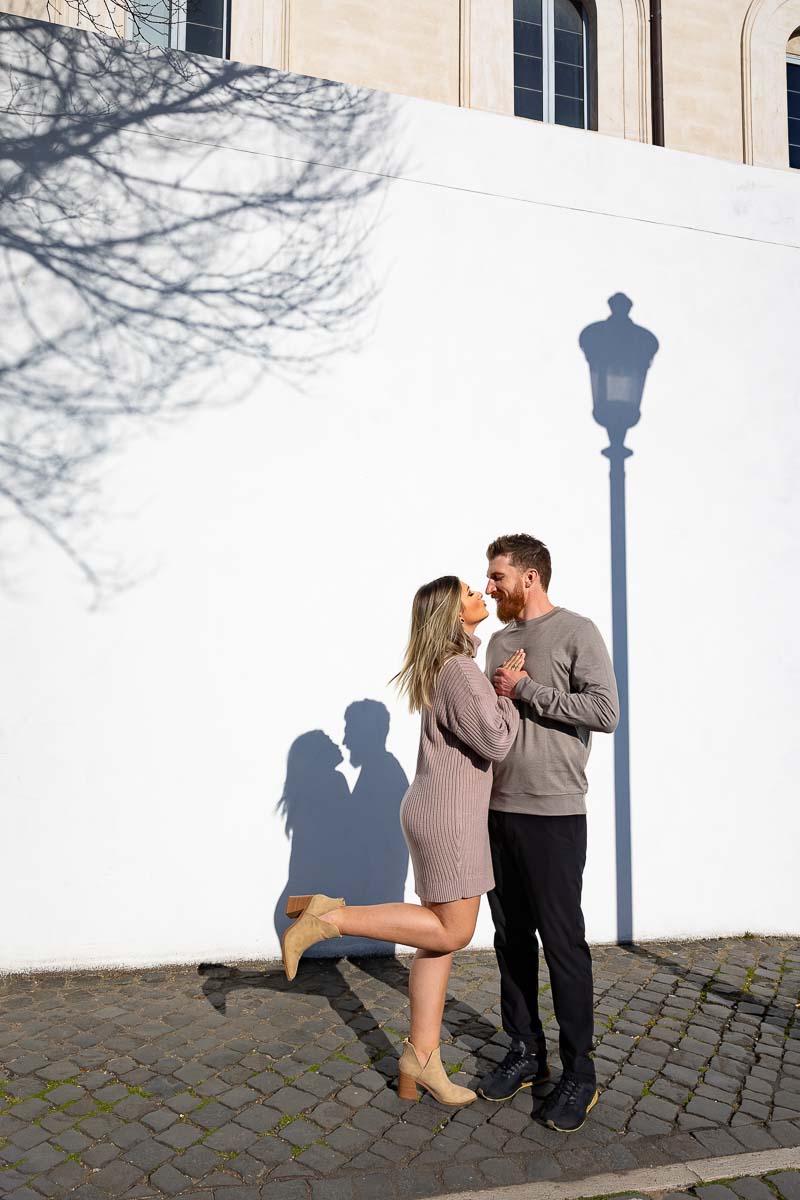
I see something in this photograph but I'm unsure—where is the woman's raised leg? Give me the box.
[319,895,479,955]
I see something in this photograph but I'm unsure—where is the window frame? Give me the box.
[514,0,591,130]
[788,51,800,169]
[543,0,589,127]
[125,0,230,59]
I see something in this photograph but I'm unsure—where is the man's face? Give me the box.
[486,556,526,624]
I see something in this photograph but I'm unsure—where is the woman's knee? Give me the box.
[439,921,476,952]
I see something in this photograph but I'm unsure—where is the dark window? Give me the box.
[514,0,588,129]
[127,0,229,59]
[788,59,800,169]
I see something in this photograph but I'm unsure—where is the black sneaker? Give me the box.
[538,1073,599,1132]
[477,1039,549,1102]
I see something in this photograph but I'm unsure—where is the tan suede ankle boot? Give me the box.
[281,894,344,982]
[397,1040,477,1106]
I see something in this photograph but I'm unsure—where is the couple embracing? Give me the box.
[281,533,619,1135]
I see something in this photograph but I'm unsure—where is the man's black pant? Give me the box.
[487,810,595,1084]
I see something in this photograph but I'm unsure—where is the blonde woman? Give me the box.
[281,576,522,1106]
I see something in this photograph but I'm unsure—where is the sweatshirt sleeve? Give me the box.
[513,620,619,733]
[438,657,520,762]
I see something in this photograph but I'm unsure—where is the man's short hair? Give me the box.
[486,533,552,592]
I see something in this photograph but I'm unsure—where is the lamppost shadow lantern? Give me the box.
[578,294,659,945]
[579,293,659,452]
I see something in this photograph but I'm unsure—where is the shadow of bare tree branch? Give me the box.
[0,16,392,599]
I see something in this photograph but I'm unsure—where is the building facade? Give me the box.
[4,0,800,172]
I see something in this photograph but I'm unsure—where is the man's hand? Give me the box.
[493,667,528,697]
[494,648,527,698]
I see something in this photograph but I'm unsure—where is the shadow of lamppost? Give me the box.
[579,294,659,944]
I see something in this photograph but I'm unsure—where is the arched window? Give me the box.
[126,0,230,58]
[788,28,800,168]
[513,0,589,128]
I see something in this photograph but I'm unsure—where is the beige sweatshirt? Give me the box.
[484,607,619,816]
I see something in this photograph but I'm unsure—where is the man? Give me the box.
[478,533,619,1133]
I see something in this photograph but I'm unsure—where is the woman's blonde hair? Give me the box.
[393,575,475,712]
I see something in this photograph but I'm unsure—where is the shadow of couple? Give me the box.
[198,699,501,1080]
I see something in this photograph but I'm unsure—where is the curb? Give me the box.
[445,1147,800,1200]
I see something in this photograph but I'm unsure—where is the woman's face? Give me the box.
[460,581,489,627]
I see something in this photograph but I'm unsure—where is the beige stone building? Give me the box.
[5,0,800,170]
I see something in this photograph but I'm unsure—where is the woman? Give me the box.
[281,576,522,1106]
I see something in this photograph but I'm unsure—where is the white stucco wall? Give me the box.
[1,19,798,972]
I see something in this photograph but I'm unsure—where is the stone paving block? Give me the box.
[263,1181,313,1200]
[7,1054,50,1076]
[164,1090,204,1114]
[204,1120,260,1152]
[148,1162,192,1195]
[652,1078,688,1104]
[305,1100,351,1131]
[686,1095,734,1122]
[124,1138,175,1170]
[324,1125,372,1154]
[236,1103,282,1133]
[336,1085,374,1108]
[318,1061,358,1084]
[739,1098,771,1119]
[191,1099,231,1129]
[628,1112,672,1136]
[691,1126,743,1155]
[637,1093,679,1122]
[366,1137,409,1164]
[770,1121,800,1147]
[272,1086,314,1115]
[480,1155,527,1186]
[219,1084,261,1109]
[16,1144,65,1174]
[731,1178,778,1200]
[277,1118,322,1146]
[113,1096,154,1120]
[170,1142,219,1178]
[229,1147,273,1181]
[249,1134,295,1166]
[82,1142,121,1167]
[698,1082,741,1104]
[90,1159,146,1193]
[141,1107,179,1132]
[8,1100,49,1123]
[769,1173,800,1200]
[296,1072,341,1100]
[110,1113,159,1152]
[155,1118,204,1149]
[731,1125,779,1150]
[677,1112,715,1131]
[664,1063,701,1087]
[9,1124,51,1150]
[40,1158,92,1192]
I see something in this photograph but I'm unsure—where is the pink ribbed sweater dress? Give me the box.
[399,651,519,903]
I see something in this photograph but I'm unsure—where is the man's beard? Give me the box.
[495,580,525,624]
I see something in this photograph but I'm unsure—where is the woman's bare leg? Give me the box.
[320,896,479,955]
[407,895,477,1055]
[408,947,453,1058]
[321,897,480,1060]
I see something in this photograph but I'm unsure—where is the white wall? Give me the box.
[1,19,799,971]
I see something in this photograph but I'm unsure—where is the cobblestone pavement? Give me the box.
[1,937,798,1200]
[582,1167,800,1200]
